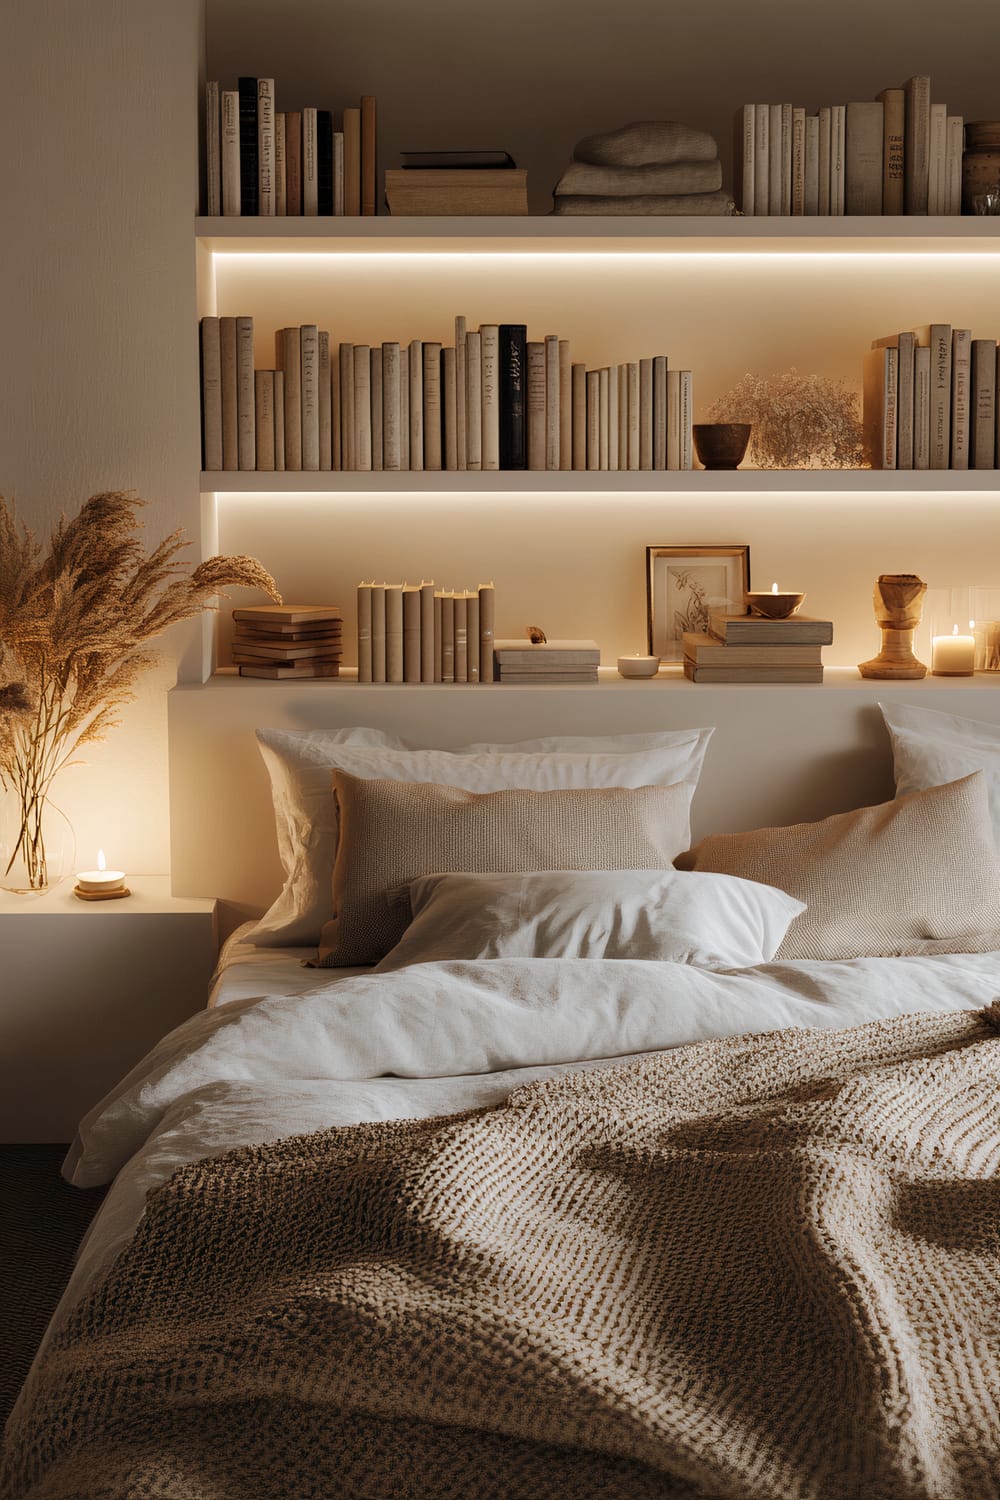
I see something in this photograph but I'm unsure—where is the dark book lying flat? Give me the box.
[399,150,516,170]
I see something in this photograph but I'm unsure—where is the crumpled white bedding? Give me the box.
[47,949,1000,1364]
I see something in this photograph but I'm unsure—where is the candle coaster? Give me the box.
[74,884,131,901]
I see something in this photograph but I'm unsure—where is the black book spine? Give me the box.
[317,110,334,215]
[499,323,527,469]
[238,76,259,215]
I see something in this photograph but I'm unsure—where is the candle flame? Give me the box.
[952,624,959,636]
[97,849,106,871]
[771,582,779,593]
[970,619,976,629]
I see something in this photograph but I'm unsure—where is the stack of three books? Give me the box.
[683,611,833,682]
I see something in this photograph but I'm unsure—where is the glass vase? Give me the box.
[0,794,76,894]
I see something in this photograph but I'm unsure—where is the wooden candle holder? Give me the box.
[858,574,928,680]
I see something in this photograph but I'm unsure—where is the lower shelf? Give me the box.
[211,664,1000,690]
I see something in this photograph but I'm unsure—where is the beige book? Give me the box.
[779,102,792,214]
[682,632,823,667]
[818,107,831,214]
[441,592,455,683]
[257,79,275,215]
[830,104,846,214]
[220,316,238,469]
[915,324,951,467]
[273,369,285,469]
[804,113,819,215]
[333,131,345,216]
[652,355,667,469]
[275,328,299,470]
[950,328,972,470]
[683,661,824,684]
[666,368,681,471]
[353,345,372,471]
[383,169,528,215]
[339,342,355,470]
[420,582,436,682]
[408,339,423,470]
[639,357,653,470]
[274,112,286,216]
[608,362,619,470]
[454,592,468,682]
[300,323,319,471]
[559,340,572,469]
[478,583,495,684]
[200,316,223,471]
[735,103,755,215]
[946,116,964,216]
[318,332,332,469]
[385,584,404,683]
[236,315,255,470]
[464,331,481,470]
[527,340,546,470]
[361,95,377,216]
[356,583,373,683]
[238,664,340,680]
[433,592,443,682]
[913,345,931,469]
[399,348,410,468]
[767,104,782,214]
[480,324,500,471]
[545,335,560,470]
[877,87,905,214]
[233,604,342,624]
[382,342,401,470]
[466,590,480,682]
[679,371,694,470]
[302,107,318,216]
[928,103,947,215]
[571,364,586,469]
[617,364,628,470]
[791,106,806,215]
[845,101,883,215]
[221,90,240,216]
[862,345,898,468]
[627,362,639,469]
[285,110,302,214]
[586,370,599,470]
[328,358,338,470]
[369,347,383,471]
[343,106,361,216]
[707,610,834,645]
[753,102,769,216]
[890,331,916,469]
[599,367,610,470]
[403,587,421,684]
[442,346,458,470]
[903,75,930,214]
[422,341,442,470]
[254,370,275,471]
[971,339,997,468]
[454,317,467,469]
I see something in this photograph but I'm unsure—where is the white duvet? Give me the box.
[49,950,1000,1361]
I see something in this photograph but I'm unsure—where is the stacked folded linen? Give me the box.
[553,120,734,215]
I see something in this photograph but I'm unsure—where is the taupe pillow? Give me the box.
[317,771,694,966]
[674,771,1000,960]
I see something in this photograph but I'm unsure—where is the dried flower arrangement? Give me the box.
[0,491,281,889]
[708,369,865,469]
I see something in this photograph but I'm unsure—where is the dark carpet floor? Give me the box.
[0,1145,108,1431]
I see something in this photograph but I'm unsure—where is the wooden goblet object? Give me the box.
[858,573,928,679]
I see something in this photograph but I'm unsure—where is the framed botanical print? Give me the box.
[646,545,751,661]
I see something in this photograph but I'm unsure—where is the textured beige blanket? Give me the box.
[6,1006,1000,1499]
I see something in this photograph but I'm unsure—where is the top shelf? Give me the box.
[195,215,1000,255]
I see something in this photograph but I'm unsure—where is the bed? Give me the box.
[5,705,1000,1499]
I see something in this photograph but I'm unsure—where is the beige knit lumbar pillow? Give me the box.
[674,771,1000,960]
[317,771,694,966]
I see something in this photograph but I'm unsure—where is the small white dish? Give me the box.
[617,655,660,679]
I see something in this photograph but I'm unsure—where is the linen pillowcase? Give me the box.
[374,869,806,972]
[317,773,696,966]
[880,701,1000,845]
[252,725,714,947]
[674,771,1000,960]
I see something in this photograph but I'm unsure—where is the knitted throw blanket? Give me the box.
[7,1005,1000,1500]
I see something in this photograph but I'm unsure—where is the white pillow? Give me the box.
[252,726,714,948]
[375,869,805,971]
[880,701,1000,843]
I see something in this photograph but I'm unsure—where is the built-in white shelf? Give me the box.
[196,215,1000,255]
[210,665,1000,690]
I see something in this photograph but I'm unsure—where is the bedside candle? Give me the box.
[617,654,659,678]
[932,622,976,675]
[76,849,126,894]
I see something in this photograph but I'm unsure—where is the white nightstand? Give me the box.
[0,876,217,1143]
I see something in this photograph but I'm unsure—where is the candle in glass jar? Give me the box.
[931,622,976,675]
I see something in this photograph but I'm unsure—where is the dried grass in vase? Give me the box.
[0,491,281,889]
[708,369,865,469]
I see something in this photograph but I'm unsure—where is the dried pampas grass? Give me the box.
[709,370,865,469]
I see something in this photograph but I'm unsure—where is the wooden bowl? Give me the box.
[692,423,751,470]
[745,591,805,619]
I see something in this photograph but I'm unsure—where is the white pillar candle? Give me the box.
[931,623,976,675]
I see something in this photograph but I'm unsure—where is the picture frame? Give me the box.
[646,544,751,661]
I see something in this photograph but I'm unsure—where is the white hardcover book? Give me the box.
[527,340,546,471]
[830,104,846,214]
[385,585,404,684]
[608,361,619,470]
[454,316,467,469]
[353,345,372,471]
[950,328,972,470]
[903,75,931,215]
[818,107,831,214]
[257,79,275,215]
[617,364,628,470]
[339,342,355,470]
[559,340,573,470]
[652,355,667,469]
[329,357,339,470]
[254,370,275,470]
[971,339,997,468]
[200,316,223,470]
[236,315,255,470]
[273,369,285,470]
[877,87,905,215]
[382,342,401,470]
[302,107,318,216]
[768,103,783,214]
[420,582,436,682]
[638,357,653,470]
[545,335,560,469]
[946,116,964,216]
[357,582,373,683]
[274,112,286,216]
[403,587,421,684]
[318,331,332,469]
[205,82,221,216]
[399,347,410,469]
[465,331,482,470]
[422,341,442,470]
[466,590,480,682]
[913,346,931,469]
[220,316,238,469]
[370,583,386,683]
[598,366,610,470]
[779,102,793,214]
[221,90,240,216]
[299,323,319,471]
[443,346,458,470]
[626,362,640,470]
[738,104,755,215]
[862,346,898,469]
[480,324,500,471]
[666,368,681,471]
[791,106,806,214]
[753,103,769,216]
[916,323,952,468]
[928,103,947,215]
[804,114,820,215]
[408,339,423,470]
[572,364,586,469]
[679,371,693,470]
[333,131,345,216]
[586,370,599,470]
[370,347,383,470]
[845,101,883,215]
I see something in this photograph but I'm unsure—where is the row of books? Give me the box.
[231,605,343,679]
[200,316,695,472]
[683,611,834,682]
[494,639,599,684]
[204,80,377,216]
[356,582,495,684]
[735,77,962,216]
[863,324,1000,470]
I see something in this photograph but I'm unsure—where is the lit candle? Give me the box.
[931,621,976,675]
[617,654,659,678]
[76,849,127,894]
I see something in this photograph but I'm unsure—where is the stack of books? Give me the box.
[493,639,600,684]
[683,612,833,683]
[384,151,527,215]
[231,605,343,679]
[863,324,999,471]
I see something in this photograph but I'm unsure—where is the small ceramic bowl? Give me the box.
[617,655,660,678]
[744,591,806,620]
